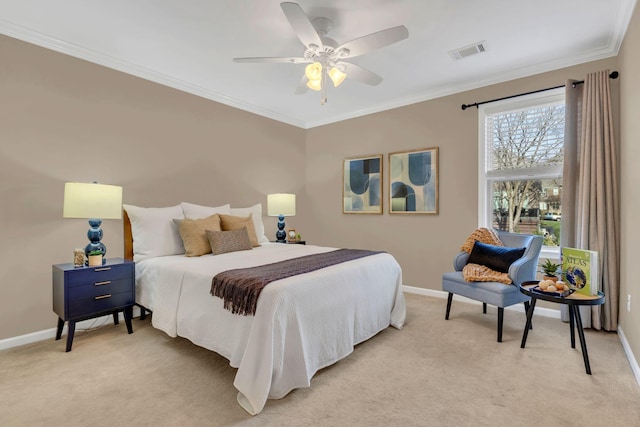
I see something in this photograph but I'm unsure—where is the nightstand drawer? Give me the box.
[68,291,134,319]
[66,264,132,288]
[67,277,133,300]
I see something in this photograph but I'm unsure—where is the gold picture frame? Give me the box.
[287,229,298,242]
[389,147,439,214]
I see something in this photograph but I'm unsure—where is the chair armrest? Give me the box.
[508,257,536,285]
[454,252,470,271]
[508,235,543,285]
[509,236,542,285]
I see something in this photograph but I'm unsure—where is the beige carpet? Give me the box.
[1,293,638,427]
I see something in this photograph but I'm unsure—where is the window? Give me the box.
[478,88,565,255]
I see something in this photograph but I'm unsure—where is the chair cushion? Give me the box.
[467,241,526,273]
[443,272,529,308]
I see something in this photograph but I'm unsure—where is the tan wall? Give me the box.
[0,35,306,340]
[302,58,619,290]
[0,26,633,357]
[618,3,640,369]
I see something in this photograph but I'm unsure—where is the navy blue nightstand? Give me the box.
[52,258,135,352]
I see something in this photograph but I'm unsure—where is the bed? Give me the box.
[123,202,406,415]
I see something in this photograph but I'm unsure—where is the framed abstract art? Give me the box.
[343,155,383,214]
[389,147,439,214]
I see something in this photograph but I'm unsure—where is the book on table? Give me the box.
[561,247,599,296]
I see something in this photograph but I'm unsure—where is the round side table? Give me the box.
[519,281,605,375]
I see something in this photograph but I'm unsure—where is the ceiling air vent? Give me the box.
[449,41,487,60]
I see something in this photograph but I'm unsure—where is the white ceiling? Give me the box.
[0,0,636,128]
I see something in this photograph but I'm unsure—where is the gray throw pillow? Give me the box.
[206,227,253,255]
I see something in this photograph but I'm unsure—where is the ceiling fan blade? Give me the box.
[280,2,323,48]
[295,75,309,94]
[336,26,409,58]
[233,57,307,64]
[342,62,383,86]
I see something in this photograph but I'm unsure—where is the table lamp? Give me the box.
[63,182,123,264]
[267,193,296,243]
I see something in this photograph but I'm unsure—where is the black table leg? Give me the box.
[123,306,134,334]
[112,312,119,325]
[572,305,592,375]
[524,301,532,329]
[55,318,64,340]
[65,320,76,352]
[521,297,537,348]
[569,304,576,348]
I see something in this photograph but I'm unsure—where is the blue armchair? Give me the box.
[442,231,543,342]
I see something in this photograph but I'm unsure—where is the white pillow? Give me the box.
[181,202,231,219]
[123,204,185,262]
[230,203,269,244]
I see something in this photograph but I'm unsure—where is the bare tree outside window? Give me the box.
[482,98,565,247]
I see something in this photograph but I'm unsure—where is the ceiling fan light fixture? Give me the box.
[306,78,322,91]
[233,2,409,105]
[328,67,347,87]
[305,62,323,81]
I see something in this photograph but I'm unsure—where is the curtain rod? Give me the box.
[461,71,619,110]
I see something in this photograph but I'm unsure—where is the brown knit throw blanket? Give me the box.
[460,227,503,253]
[211,249,383,316]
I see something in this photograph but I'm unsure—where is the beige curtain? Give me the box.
[562,70,620,331]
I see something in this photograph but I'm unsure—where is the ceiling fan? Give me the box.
[233,2,409,105]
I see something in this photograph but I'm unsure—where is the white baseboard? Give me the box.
[0,307,142,351]
[617,325,640,387]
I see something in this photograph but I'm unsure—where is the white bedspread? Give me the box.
[135,243,405,415]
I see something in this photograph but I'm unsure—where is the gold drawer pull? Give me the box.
[94,267,111,272]
[94,294,112,300]
[94,281,111,286]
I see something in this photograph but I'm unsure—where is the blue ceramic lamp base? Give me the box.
[275,214,286,243]
[84,218,107,265]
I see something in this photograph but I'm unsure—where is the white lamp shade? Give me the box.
[63,182,123,219]
[267,193,296,217]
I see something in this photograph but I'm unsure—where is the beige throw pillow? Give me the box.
[219,214,259,247]
[176,214,221,256]
[206,227,253,255]
[230,204,268,243]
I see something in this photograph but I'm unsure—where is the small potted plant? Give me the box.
[539,259,561,282]
[87,250,104,267]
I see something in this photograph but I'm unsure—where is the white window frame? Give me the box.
[478,88,565,259]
